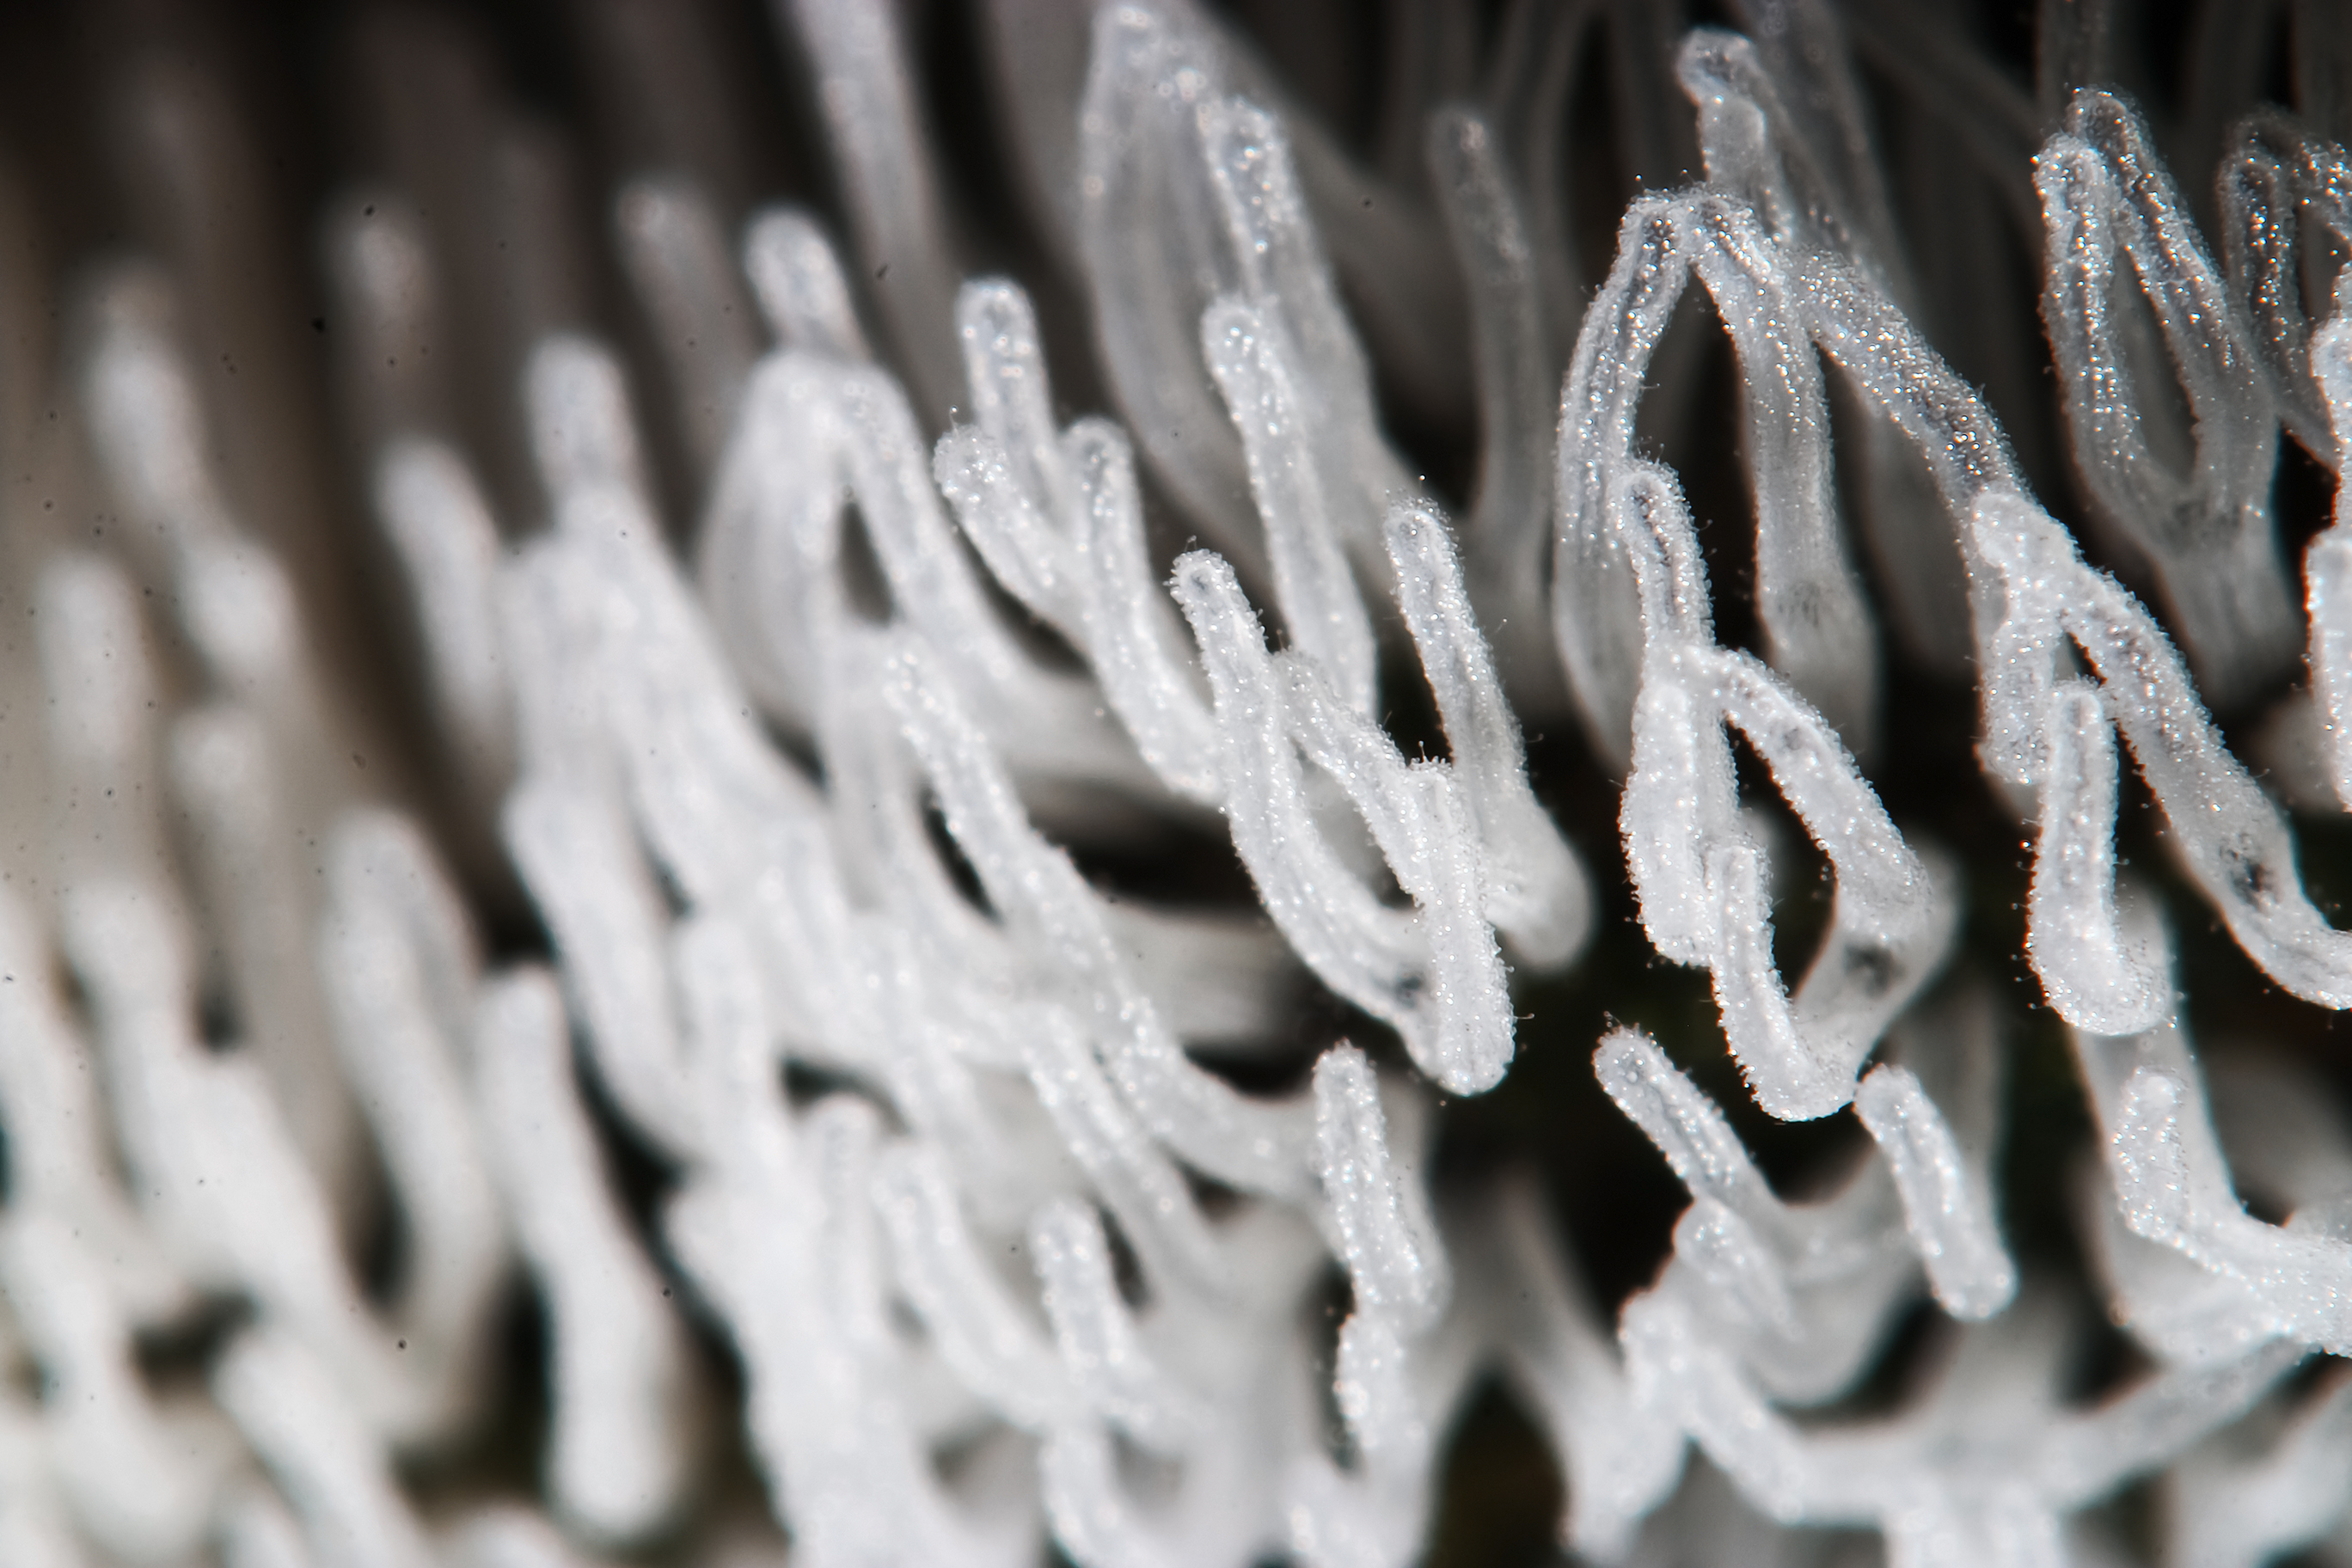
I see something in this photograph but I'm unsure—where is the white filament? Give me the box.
[473,971,704,1544]
[2025,681,2165,1034]
[9,9,2352,1566]
[2036,93,2296,707]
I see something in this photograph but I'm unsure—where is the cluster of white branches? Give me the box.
[13,1,2352,1565]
